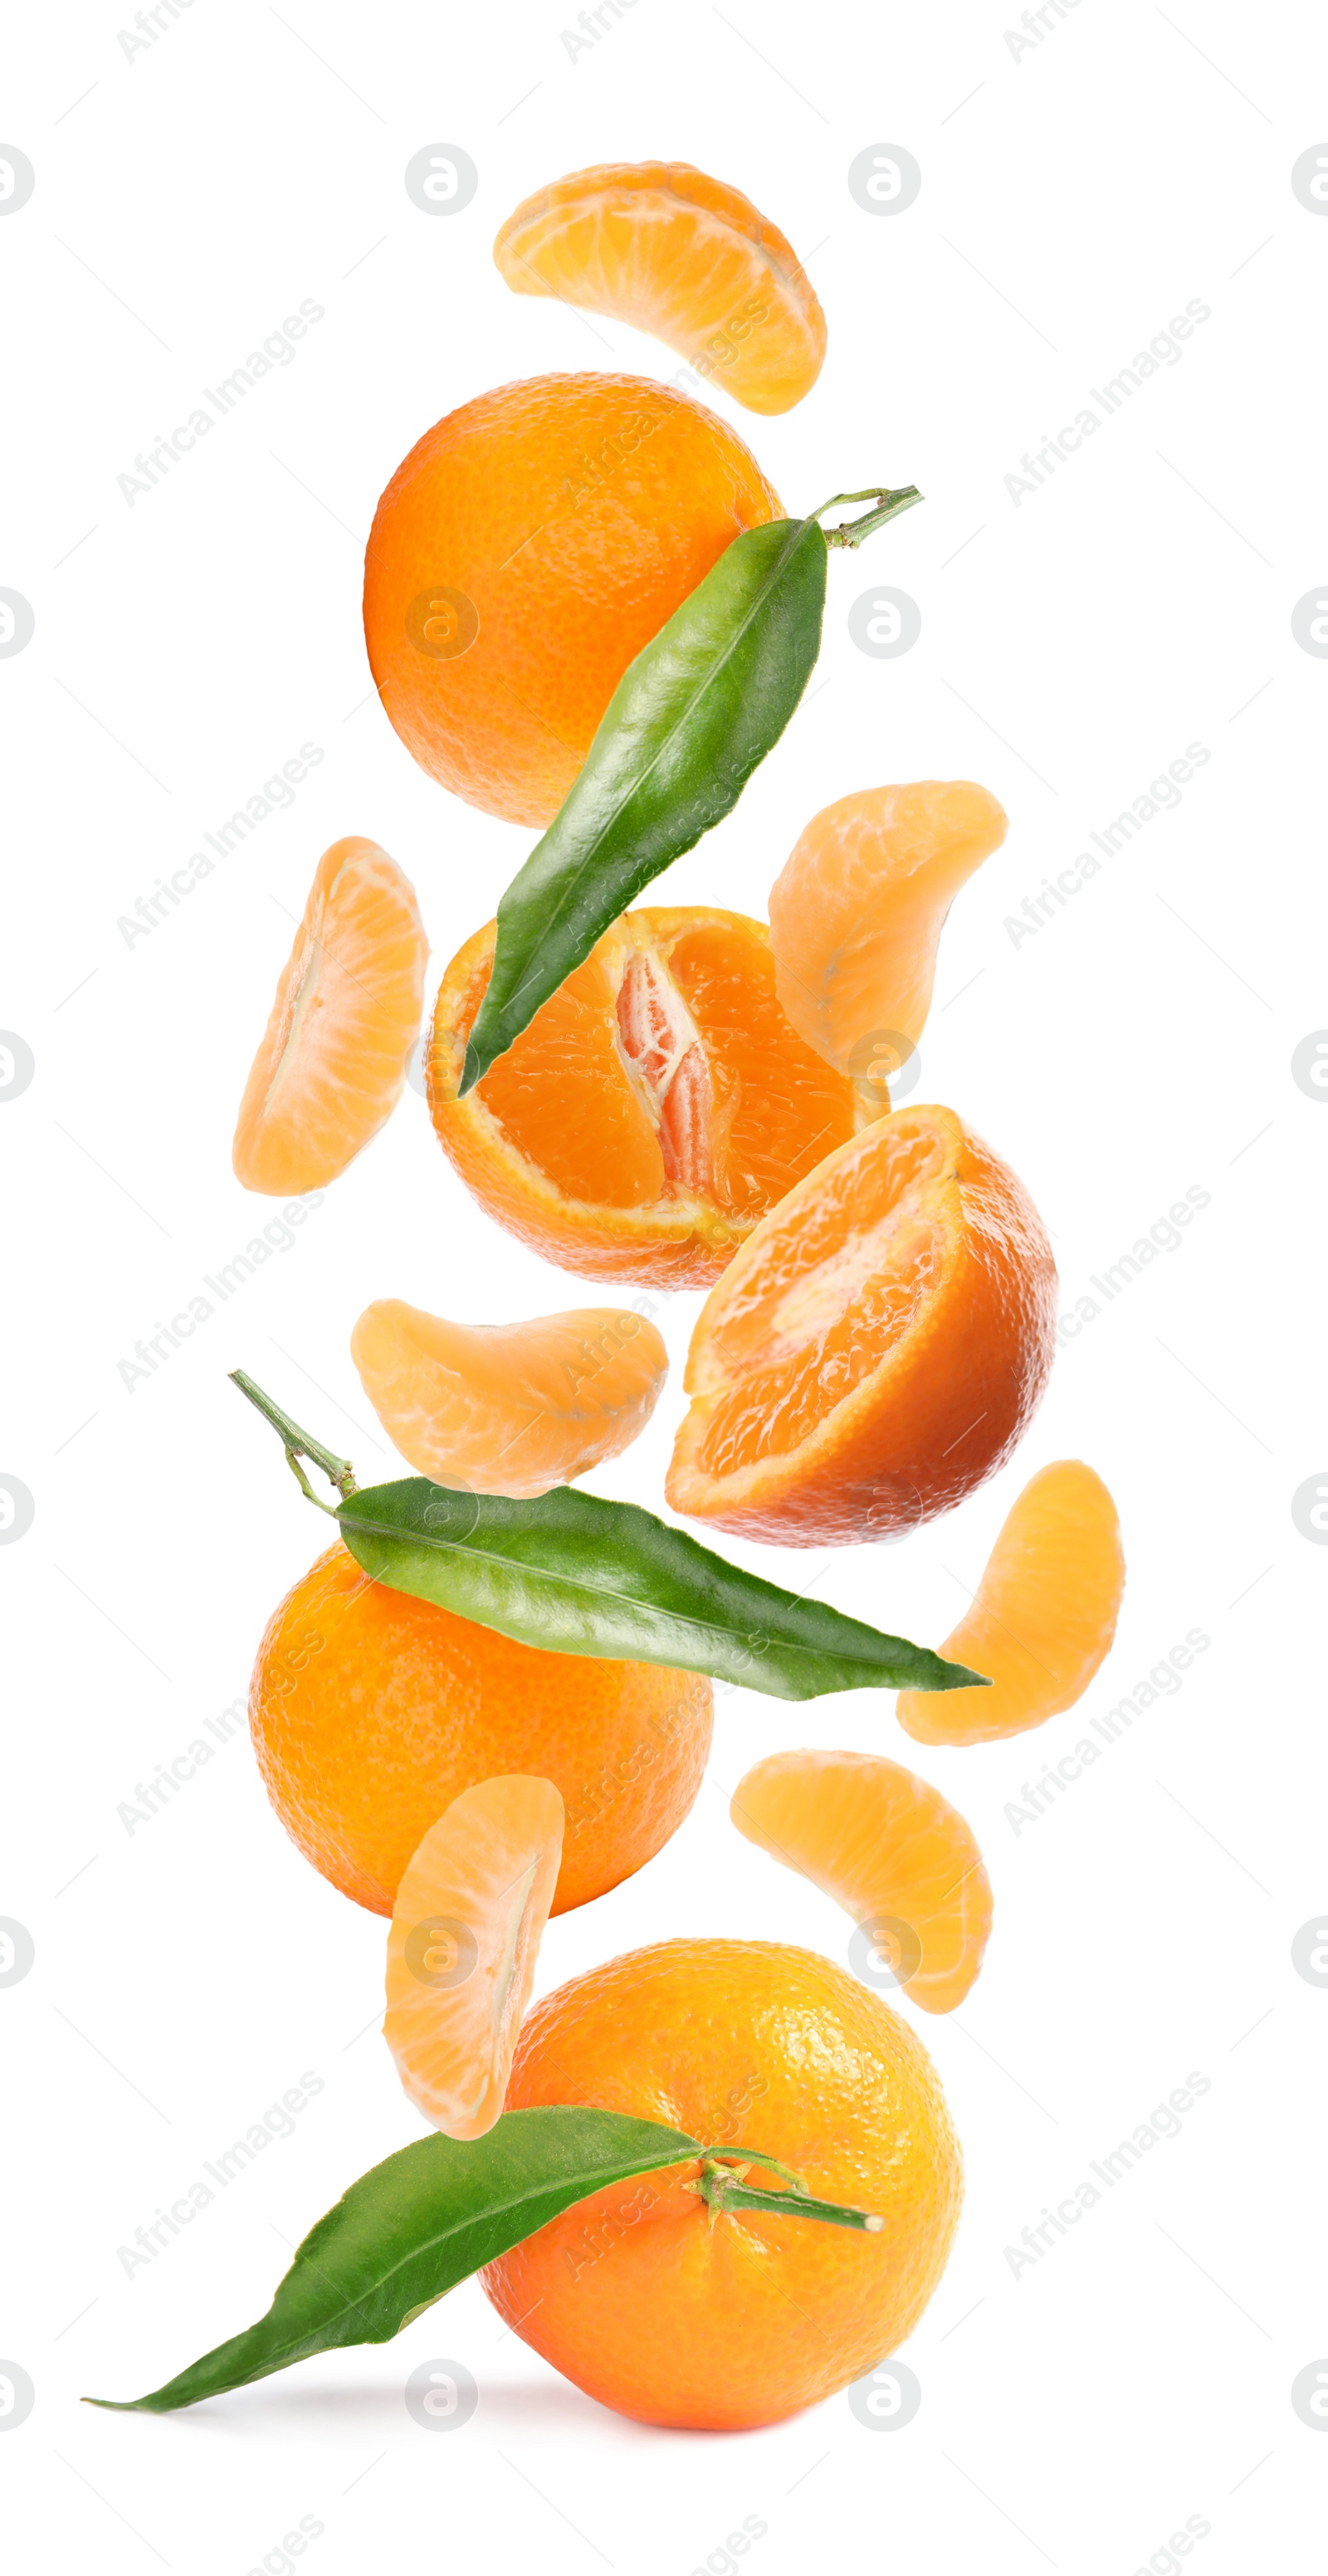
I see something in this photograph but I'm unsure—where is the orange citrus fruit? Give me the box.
[769,781,1008,1083]
[384,1776,563,2139]
[362,373,781,827]
[494,162,827,415]
[232,837,427,1196]
[350,1297,667,1497]
[897,1460,1125,1746]
[249,1542,712,1916]
[427,905,872,1287]
[666,1104,1057,1543]
[482,1938,962,2428]
[730,1749,992,2013]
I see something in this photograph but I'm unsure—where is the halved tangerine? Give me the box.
[232,837,427,1195]
[350,1296,668,1497]
[730,1749,992,2013]
[427,907,872,1287]
[494,162,827,415]
[666,1104,1057,1544]
[383,1774,564,2140]
[897,1461,1125,1747]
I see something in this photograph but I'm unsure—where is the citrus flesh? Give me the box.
[429,906,872,1286]
[494,162,827,415]
[897,1460,1125,1746]
[730,1749,992,2013]
[350,1297,667,1497]
[232,837,427,1196]
[363,373,781,827]
[384,1776,564,2139]
[248,1542,712,1916]
[666,1103,1057,1542]
[769,781,1008,1083]
[481,1937,962,2428]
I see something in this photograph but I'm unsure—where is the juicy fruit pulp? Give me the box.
[481,1938,963,2429]
[384,1776,564,2139]
[362,373,781,827]
[249,1541,713,1917]
[428,906,872,1286]
[232,838,427,1195]
[494,161,827,416]
[897,1460,1125,1745]
[769,780,1008,1083]
[350,1297,668,1497]
[730,1749,992,2012]
[666,1103,1057,1542]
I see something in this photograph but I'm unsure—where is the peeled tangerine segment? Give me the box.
[351,1297,668,1498]
[232,837,427,1195]
[731,1749,992,2013]
[897,1461,1125,1747]
[494,160,827,415]
[768,783,1008,1086]
[385,1777,564,2140]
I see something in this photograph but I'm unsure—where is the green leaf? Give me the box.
[335,1476,985,1700]
[87,2108,702,2414]
[459,488,919,1093]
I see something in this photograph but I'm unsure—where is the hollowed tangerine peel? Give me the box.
[897,1461,1125,1746]
[384,1775,564,2140]
[730,1749,992,2013]
[666,1103,1057,1544]
[350,1297,668,1497]
[232,837,427,1196]
[494,162,827,415]
[769,781,1008,1080]
[428,906,876,1288]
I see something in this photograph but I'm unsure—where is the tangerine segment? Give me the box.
[730,1749,992,2013]
[232,838,427,1196]
[897,1461,1125,1747]
[384,1776,564,2140]
[494,162,827,416]
[350,1296,668,1498]
[428,907,870,1288]
[250,1541,712,1917]
[666,1105,1057,1544]
[482,1938,962,2429]
[363,373,781,827]
[769,782,1008,1081]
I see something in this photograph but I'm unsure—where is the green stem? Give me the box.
[229,1369,358,1506]
[813,485,923,549]
[685,2154,884,2233]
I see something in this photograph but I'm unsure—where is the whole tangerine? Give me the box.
[483,1936,962,2428]
[362,372,782,827]
[248,1542,712,1917]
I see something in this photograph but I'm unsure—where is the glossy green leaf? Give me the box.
[459,488,920,1093]
[334,1475,985,1699]
[88,2108,703,2414]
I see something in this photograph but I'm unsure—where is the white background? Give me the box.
[2,2,1326,2569]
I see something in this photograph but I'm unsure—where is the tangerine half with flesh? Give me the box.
[666,1103,1057,1542]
